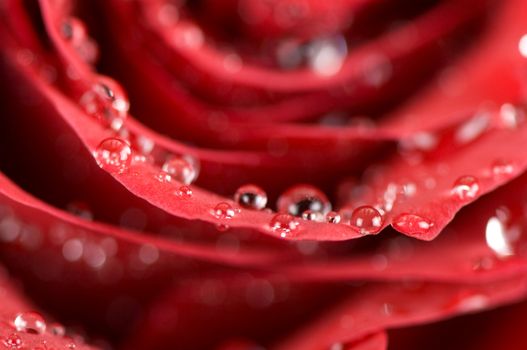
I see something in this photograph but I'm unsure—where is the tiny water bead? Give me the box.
[451,175,480,200]
[234,184,267,210]
[13,311,46,334]
[212,202,236,220]
[79,77,129,132]
[161,156,198,185]
[2,334,22,349]
[175,185,193,199]
[277,185,331,217]
[269,214,300,238]
[326,211,341,224]
[348,206,383,235]
[95,138,132,174]
[392,213,433,236]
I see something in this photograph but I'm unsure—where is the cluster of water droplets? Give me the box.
[1,312,78,349]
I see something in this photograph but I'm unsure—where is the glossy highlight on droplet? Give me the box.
[277,184,331,217]
[13,311,46,334]
[161,156,198,185]
[451,175,480,200]
[326,211,341,224]
[392,213,433,236]
[234,184,267,210]
[212,202,235,220]
[175,185,193,199]
[348,206,383,235]
[94,137,132,174]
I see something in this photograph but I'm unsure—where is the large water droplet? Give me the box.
[451,175,480,200]
[13,312,46,334]
[392,213,433,236]
[277,184,331,217]
[234,184,267,210]
[348,206,383,235]
[212,202,236,220]
[161,156,198,185]
[2,334,22,349]
[80,76,129,131]
[95,138,132,174]
[269,214,299,238]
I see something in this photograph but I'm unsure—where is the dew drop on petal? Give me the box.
[234,184,267,210]
[269,214,299,238]
[451,175,480,200]
[13,312,46,334]
[175,185,193,199]
[499,103,525,129]
[162,156,197,185]
[2,334,22,349]
[48,323,65,336]
[491,159,515,177]
[95,138,132,174]
[348,206,383,235]
[301,210,324,222]
[485,216,513,258]
[277,184,331,217]
[392,213,433,236]
[325,211,341,224]
[80,77,129,132]
[212,202,236,220]
[307,35,347,76]
[519,33,527,58]
[454,113,489,144]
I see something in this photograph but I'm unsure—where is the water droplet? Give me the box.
[348,206,383,235]
[48,323,65,336]
[95,138,132,174]
[301,210,324,222]
[325,211,341,224]
[14,312,46,334]
[175,185,193,199]
[161,156,197,185]
[307,36,347,76]
[212,202,235,220]
[452,175,480,200]
[2,334,22,349]
[519,33,527,58]
[80,76,129,131]
[492,159,515,177]
[138,244,159,265]
[485,216,513,258]
[223,53,243,73]
[392,213,433,236]
[234,184,267,210]
[269,214,299,238]
[66,201,93,221]
[499,103,525,129]
[455,113,489,144]
[277,184,331,217]
[61,17,86,42]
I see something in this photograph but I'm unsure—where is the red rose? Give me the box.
[1,0,527,349]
